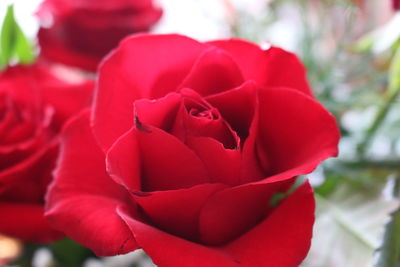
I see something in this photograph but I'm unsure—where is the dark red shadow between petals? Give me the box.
[133,183,227,242]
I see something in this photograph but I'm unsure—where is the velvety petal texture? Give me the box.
[46,34,340,266]
[0,64,93,242]
[46,111,137,255]
[119,181,315,267]
[0,203,62,242]
[37,0,162,71]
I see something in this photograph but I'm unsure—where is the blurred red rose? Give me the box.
[0,64,93,243]
[393,0,400,10]
[350,0,400,10]
[37,0,162,71]
[46,34,339,266]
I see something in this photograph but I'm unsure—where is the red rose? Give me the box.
[0,64,93,242]
[46,34,339,266]
[37,0,162,71]
[393,0,400,10]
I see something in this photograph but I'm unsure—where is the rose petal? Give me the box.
[133,125,209,191]
[208,39,313,96]
[93,34,209,151]
[256,87,339,180]
[45,110,137,256]
[0,140,58,203]
[206,81,265,181]
[0,64,94,129]
[132,183,226,242]
[206,80,257,141]
[0,106,54,172]
[178,47,244,96]
[119,181,314,266]
[0,202,62,242]
[133,92,182,132]
[106,127,142,192]
[40,80,94,129]
[223,181,315,267]
[239,90,266,182]
[186,136,241,185]
[171,99,238,149]
[118,206,240,267]
[198,179,292,245]
[47,196,136,256]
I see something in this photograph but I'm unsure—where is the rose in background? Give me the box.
[394,0,400,10]
[350,0,399,11]
[0,64,93,243]
[46,34,339,266]
[37,0,162,72]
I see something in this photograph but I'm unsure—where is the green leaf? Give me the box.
[302,179,398,267]
[14,24,35,64]
[0,5,17,66]
[315,175,340,197]
[0,4,36,68]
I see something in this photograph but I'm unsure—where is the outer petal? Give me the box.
[45,110,137,256]
[119,181,314,267]
[0,140,58,203]
[39,80,94,128]
[208,39,313,96]
[256,87,339,179]
[118,207,240,267]
[198,179,291,245]
[93,34,209,151]
[0,203,62,242]
[223,181,315,267]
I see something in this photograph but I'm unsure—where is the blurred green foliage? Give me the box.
[0,5,35,69]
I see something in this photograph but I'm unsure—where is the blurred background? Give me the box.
[1,0,400,266]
